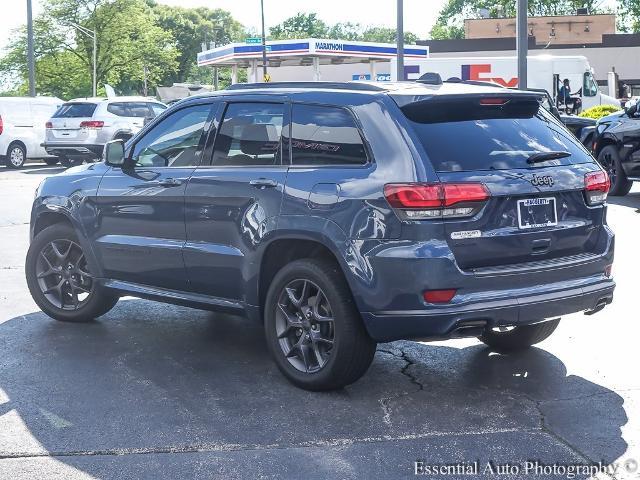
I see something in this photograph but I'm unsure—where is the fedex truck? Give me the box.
[390,55,619,111]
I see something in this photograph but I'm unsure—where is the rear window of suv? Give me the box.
[400,97,590,172]
[53,103,97,118]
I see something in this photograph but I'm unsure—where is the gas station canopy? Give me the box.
[197,38,429,83]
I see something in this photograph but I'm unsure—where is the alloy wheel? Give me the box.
[275,279,335,373]
[35,239,93,310]
[9,147,24,167]
[600,151,617,185]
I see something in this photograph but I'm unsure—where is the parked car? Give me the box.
[592,98,640,196]
[0,96,63,168]
[26,81,615,391]
[525,87,597,148]
[42,96,167,167]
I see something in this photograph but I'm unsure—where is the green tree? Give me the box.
[618,0,640,32]
[270,13,329,39]
[431,0,606,39]
[0,0,178,98]
[148,2,245,85]
[270,13,419,44]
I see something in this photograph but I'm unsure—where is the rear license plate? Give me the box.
[517,197,557,229]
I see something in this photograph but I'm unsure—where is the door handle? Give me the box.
[249,178,278,189]
[157,178,182,187]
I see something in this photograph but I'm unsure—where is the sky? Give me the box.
[0,0,449,52]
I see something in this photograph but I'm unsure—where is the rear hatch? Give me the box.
[395,92,608,271]
[47,102,98,141]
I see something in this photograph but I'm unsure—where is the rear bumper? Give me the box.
[361,277,614,342]
[41,143,103,159]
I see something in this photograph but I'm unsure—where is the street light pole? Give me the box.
[69,22,97,97]
[516,0,528,89]
[396,0,404,81]
[260,0,268,81]
[27,0,36,96]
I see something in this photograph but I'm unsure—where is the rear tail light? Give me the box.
[0,115,3,135]
[80,120,104,129]
[45,121,53,129]
[479,97,509,106]
[384,183,489,220]
[423,289,457,304]
[604,264,613,278]
[584,171,610,205]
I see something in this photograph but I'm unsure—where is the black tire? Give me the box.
[597,145,633,196]
[264,258,376,391]
[5,142,26,168]
[59,157,83,168]
[26,223,119,322]
[479,318,561,352]
[44,158,59,166]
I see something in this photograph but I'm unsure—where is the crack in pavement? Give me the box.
[377,347,424,427]
[0,426,536,460]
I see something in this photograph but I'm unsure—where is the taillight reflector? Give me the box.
[80,120,104,129]
[384,183,489,220]
[423,289,457,304]
[0,115,3,135]
[45,121,53,129]
[584,171,610,205]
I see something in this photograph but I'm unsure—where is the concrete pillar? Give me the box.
[312,57,321,81]
[369,60,377,81]
[250,59,259,83]
[231,65,238,85]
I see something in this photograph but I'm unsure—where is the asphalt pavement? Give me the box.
[0,162,639,479]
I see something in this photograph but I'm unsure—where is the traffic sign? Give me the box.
[246,37,262,44]
[263,73,271,82]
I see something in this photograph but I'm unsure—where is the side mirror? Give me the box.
[625,101,638,117]
[103,140,125,167]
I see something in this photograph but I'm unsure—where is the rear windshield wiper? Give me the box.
[527,151,571,164]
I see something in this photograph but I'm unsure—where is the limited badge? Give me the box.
[451,230,481,240]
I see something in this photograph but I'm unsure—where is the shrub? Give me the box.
[579,104,622,120]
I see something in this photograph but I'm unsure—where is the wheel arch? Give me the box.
[594,135,619,158]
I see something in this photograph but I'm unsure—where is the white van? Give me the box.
[390,55,620,112]
[0,96,63,168]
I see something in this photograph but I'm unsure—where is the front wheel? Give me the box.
[264,259,376,391]
[26,224,119,322]
[597,146,632,196]
[479,318,560,352]
[5,143,26,168]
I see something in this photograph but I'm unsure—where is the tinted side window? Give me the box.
[108,102,152,117]
[289,104,368,166]
[131,104,212,168]
[212,103,284,166]
[149,103,167,116]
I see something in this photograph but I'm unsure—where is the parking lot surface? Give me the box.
[0,163,639,479]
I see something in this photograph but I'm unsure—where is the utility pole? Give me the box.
[516,0,528,88]
[27,0,36,96]
[69,22,97,96]
[260,0,268,81]
[143,65,148,97]
[396,0,404,81]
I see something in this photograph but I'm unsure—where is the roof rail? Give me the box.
[226,81,388,92]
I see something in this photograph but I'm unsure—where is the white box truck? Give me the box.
[390,55,619,111]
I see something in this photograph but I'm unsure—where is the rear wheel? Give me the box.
[479,318,560,352]
[60,157,83,168]
[5,143,26,168]
[598,145,632,196]
[264,258,376,391]
[26,224,119,322]
[44,158,59,166]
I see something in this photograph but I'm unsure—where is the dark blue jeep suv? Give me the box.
[26,81,615,391]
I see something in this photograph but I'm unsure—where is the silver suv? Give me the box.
[43,96,166,167]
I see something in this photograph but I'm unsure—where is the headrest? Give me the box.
[240,124,279,156]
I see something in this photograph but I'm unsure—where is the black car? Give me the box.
[593,99,640,195]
